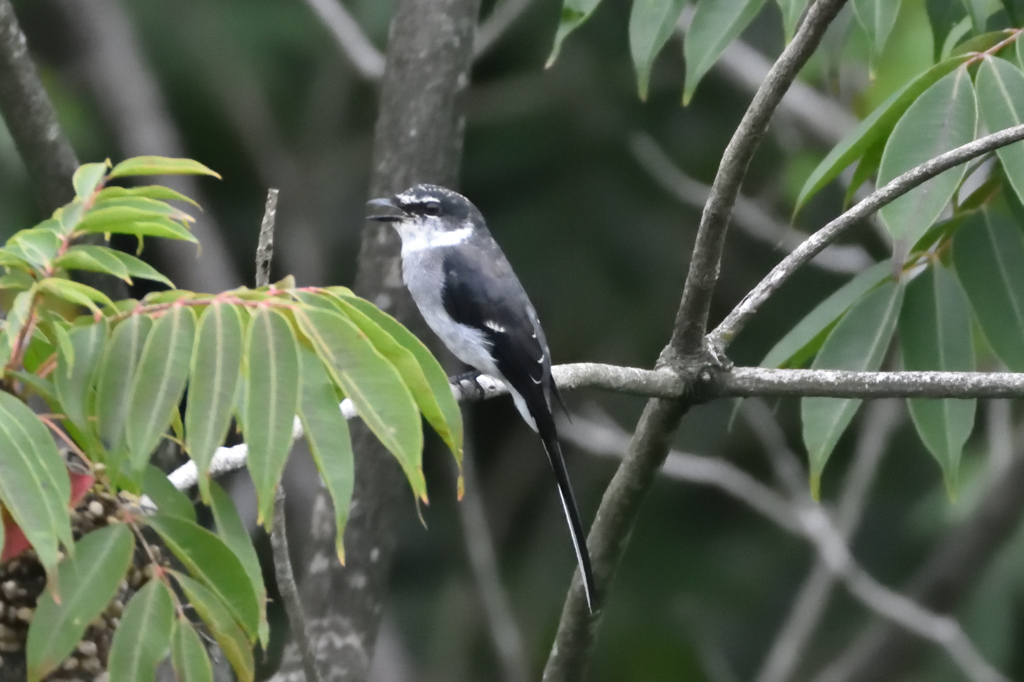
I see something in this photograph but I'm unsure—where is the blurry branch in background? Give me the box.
[457,442,530,682]
[474,0,536,58]
[300,0,386,81]
[560,404,1010,682]
[52,0,243,293]
[754,399,901,682]
[0,0,78,212]
[629,132,873,275]
[255,188,325,682]
[712,123,1024,349]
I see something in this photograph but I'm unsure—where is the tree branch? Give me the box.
[712,123,1024,349]
[0,0,78,213]
[670,0,849,358]
[300,0,386,81]
[721,367,1024,398]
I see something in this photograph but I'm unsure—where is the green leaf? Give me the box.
[37,278,115,313]
[171,618,215,682]
[776,0,811,42]
[298,344,354,564]
[802,279,905,497]
[975,57,1024,209]
[96,184,201,209]
[683,0,767,105]
[208,481,268,647]
[126,306,196,471]
[242,308,299,527]
[330,293,463,470]
[761,260,891,369]
[878,68,977,265]
[953,208,1024,370]
[899,265,975,498]
[795,55,971,212]
[53,318,107,432]
[110,251,174,288]
[26,524,134,682]
[97,314,153,456]
[143,464,196,522]
[962,0,989,31]
[546,0,604,67]
[629,0,686,100]
[107,579,174,682]
[852,0,901,59]
[72,163,108,200]
[296,307,425,502]
[1,288,36,368]
[145,514,259,641]
[0,391,74,574]
[78,214,198,244]
[925,0,967,61]
[7,228,63,272]
[843,140,885,209]
[108,156,221,179]
[52,245,131,282]
[186,303,244,502]
[171,572,254,682]
[0,269,35,292]
[91,195,193,222]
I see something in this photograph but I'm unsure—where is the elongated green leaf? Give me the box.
[925,0,967,61]
[109,156,220,179]
[629,0,685,100]
[171,618,214,682]
[0,288,36,368]
[330,294,463,467]
[126,306,196,471]
[546,0,604,67]
[683,0,767,105]
[97,315,153,457]
[52,245,130,282]
[143,464,196,522]
[298,344,354,564]
[0,248,33,273]
[97,184,201,208]
[776,0,811,41]
[54,318,108,432]
[146,514,258,640]
[296,307,425,501]
[172,572,254,682]
[186,303,244,502]
[852,0,901,59]
[110,251,174,288]
[900,265,974,498]
[107,579,174,682]
[26,524,134,682]
[953,209,1024,370]
[7,228,63,272]
[38,278,115,313]
[976,57,1024,209]
[962,0,989,31]
[802,279,905,497]
[878,68,977,265]
[796,55,971,212]
[72,163,107,200]
[208,481,267,647]
[0,391,73,573]
[242,308,299,526]
[761,260,891,369]
[92,196,193,222]
[0,269,34,292]
[79,217,198,244]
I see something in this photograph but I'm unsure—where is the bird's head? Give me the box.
[367,184,485,246]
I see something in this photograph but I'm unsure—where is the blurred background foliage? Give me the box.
[4,0,1023,679]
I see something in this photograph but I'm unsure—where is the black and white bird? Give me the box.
[368,184,596,611]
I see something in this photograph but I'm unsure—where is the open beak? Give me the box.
[366,197,404,222]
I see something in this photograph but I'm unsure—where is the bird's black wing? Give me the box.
[440,242,597,611]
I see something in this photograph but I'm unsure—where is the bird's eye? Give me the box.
[422,202,441,216]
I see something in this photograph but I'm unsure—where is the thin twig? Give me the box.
[670,0,849,358]
[300,0,385,81]
[473,0,535,58]
[256,189,280,288]
[712,123,1024,348]
[271,487,324,682]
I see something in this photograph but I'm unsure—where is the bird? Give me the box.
[368,183,596,612]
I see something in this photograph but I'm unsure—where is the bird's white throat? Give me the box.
[396,222,473,254]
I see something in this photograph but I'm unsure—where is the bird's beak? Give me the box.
[366,197,404,222]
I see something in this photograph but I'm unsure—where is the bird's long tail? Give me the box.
[535,410,596,612]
